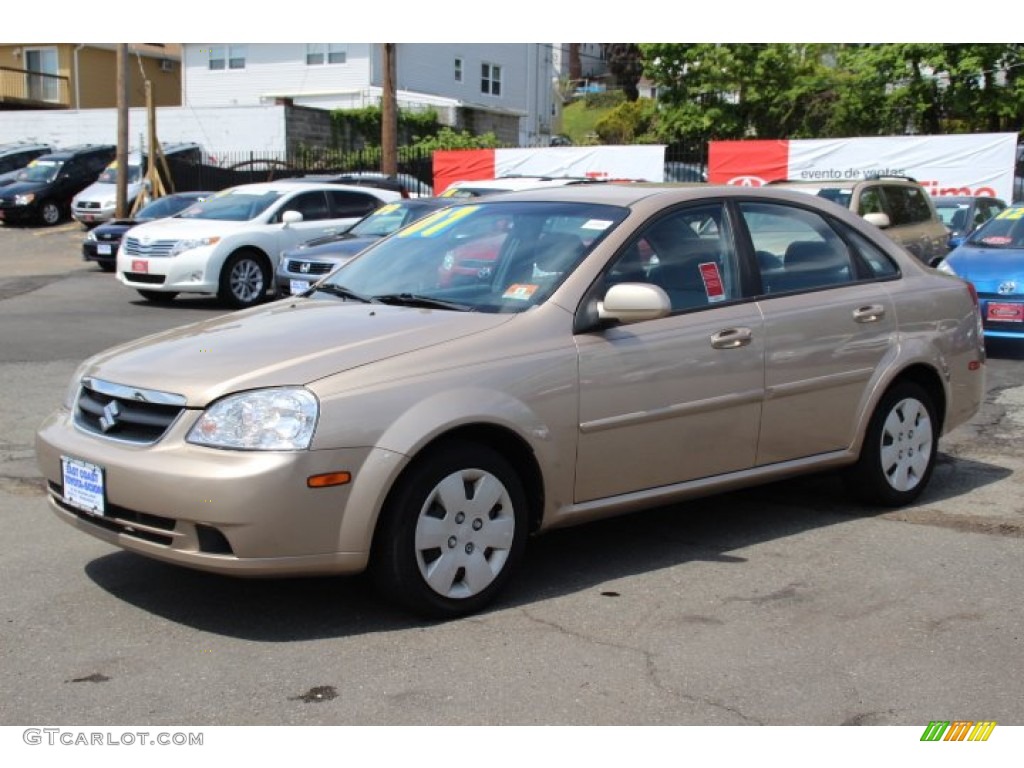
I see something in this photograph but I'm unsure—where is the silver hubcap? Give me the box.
[230,259,264,303]
[42,204,59,224]
[880,397,933,492]
[414,468,516,599]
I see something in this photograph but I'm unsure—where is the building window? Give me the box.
[481,62,501,96]
[208,46,246,71]
[454,57,463,82]
[307,44,346,66]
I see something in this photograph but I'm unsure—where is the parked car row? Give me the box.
[0,144,115,225]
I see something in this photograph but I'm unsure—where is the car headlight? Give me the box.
[937,260,957,276]
[187,388,319,450]
[85,230,97,242]
[14,193,35,206]
[104,199,115,209]
[170,236,220,257]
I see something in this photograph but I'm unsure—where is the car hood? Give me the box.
[283,236,379,260]
[946,245,1024,290]
[0,179,50,196]
[79,298,516,406]
[127,216,262,240]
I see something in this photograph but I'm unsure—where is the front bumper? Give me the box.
[35,406,385,576]
[72,203,116,225]
[116,245,220,295]
[0,203,38,223]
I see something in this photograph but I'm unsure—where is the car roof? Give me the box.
[222,180,397,195]
[0,142,52,155]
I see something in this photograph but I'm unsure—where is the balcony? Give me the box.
[0,66,70,109]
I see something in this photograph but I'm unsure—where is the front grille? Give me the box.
[74,378,186,444]
[123,236,176,258]
[76,201,101,210]
[286,259,334,275]
[97,232,121,242]
[123,272,165,284]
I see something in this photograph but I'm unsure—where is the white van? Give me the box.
[71,143,202,226]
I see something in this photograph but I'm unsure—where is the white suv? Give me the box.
[116,181,401,307]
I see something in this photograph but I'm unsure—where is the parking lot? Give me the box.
[1,219,1023,727]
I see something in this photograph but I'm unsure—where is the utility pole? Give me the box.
[115,44,129,218]
[381,43,398,177]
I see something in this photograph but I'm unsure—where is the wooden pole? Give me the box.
[381,43,398,177]
[115,44,129,218]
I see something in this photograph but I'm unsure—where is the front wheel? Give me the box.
[218,250,269,308]
[844,381,938,507]
[371,441,528,618]
[38,200,62,226]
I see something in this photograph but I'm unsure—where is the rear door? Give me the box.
[739,200,899,465]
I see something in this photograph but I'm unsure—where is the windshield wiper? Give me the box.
[313,284,377,303]
[371,293,472,311]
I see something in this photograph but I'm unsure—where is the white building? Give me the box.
[181,43,559,147]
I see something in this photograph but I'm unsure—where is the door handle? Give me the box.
[853,304,886,323]
[711,327,753,349]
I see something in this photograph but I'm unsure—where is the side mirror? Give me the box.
[863,212,891,229]
[281,210,303,227]
[597,282,671,324]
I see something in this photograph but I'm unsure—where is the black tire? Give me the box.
[98,261,116,273]
[136,289,178,303]
[844,381,938,507]
[371,440,528,619]
[38,200,62,226]
[218,250,269,308]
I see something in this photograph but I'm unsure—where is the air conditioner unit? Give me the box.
[160,59,174,73]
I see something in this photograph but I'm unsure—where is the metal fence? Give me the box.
[163,145,708,195]
[166,148,435,194]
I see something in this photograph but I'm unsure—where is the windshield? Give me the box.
[16,159,62,183]
[347,202,444,238]
[318,201,627,313]
[177,190,281,221]
[138,195,205,220]
[966,209,1024,248]
[933,201,969,228]
[97,164,143,185]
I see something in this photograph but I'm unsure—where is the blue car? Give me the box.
[939,205,1024,338]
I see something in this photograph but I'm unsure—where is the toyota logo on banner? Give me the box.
[727,176,768,187]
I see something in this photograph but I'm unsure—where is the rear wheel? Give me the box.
[136,289,178,303]
[219,250,269,308]
[844,381,938,507]
[371,440,528,618]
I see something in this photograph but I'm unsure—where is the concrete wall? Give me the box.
[0,105,288,157]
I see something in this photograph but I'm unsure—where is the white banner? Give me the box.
[494,146,666,182]
[787,134,1017,201]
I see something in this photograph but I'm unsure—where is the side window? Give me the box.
[884,185,931,225]
[281,191,330,221]
[328,190,381,219]
[604,203,738,312]
[843,228,899,279]
[0,157,13,173]
[740,202,854,294]
[857,187,886,216]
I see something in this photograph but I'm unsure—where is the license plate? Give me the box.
[987,302,1023,322]
[290,279,311,294]
[0,210,5,219]
[98,244,112,255]
[85,214,94,222]
[132,259,149,274]
[61,456,106,516]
